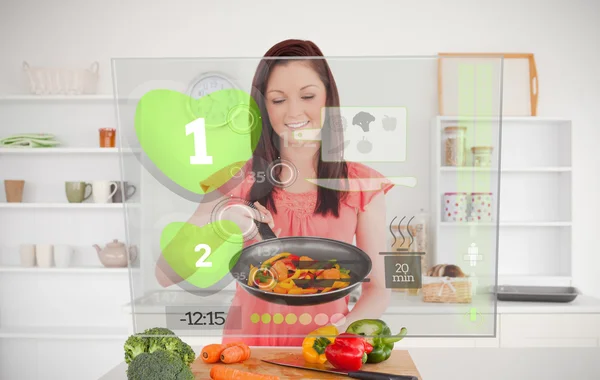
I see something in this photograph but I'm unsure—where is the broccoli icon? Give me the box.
[352,111,375,132]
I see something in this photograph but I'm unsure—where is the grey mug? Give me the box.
[112,181,137,203]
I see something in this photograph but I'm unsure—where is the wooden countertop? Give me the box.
[191,347,421,379]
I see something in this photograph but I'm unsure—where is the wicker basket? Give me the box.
[422,276,472,303]
[22,61,99,95]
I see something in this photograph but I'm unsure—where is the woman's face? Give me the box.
[265,61,327,145]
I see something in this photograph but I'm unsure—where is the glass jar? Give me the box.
[443,126,467,166]
[99,128,116,148]
[471,146,494,167]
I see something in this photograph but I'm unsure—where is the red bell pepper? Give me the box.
[298,272,315,280]
[324,333,373,372]
[281,258,297,271]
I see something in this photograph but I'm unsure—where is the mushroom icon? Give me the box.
[352,111,375,132]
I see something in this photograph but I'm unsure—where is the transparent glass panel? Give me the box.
[113,55,503,342]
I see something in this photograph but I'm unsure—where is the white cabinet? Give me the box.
[397,315,501,348]
[1,338,128,380]
[395,312,600,348]
[431,116,574,287]
[500,314,600,348]
[0,95,136,380]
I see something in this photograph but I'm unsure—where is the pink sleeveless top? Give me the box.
[221,161,393,346]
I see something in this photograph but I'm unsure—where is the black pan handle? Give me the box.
[248,203,278,241]
[348,370,418,380]
[255,220,278,240]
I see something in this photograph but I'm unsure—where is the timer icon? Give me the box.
[180,311,226,326]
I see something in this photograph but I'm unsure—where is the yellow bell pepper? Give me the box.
[289,270,309,280]
[261,252,291,267]
[302,325,339,364]
[248,265,258,286]
[278,279,295,289]
[332,280,348,289]
[288,287,304,294]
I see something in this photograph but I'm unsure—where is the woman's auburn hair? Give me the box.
[248,39,348,218]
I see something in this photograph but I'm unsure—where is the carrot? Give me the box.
[210,365,280,380]
[323,268,341,280]
[272,260,288,280]
[201,344,226,363]
[220,343,251,363]
[201,342,243,363]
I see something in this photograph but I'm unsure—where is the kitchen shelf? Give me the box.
[440,167,572,173]
[437,116,572,124]
[0,147,141,154]
[0,266,139,274]
[431,116,574,284]
[0,94,114,101]
[0,148,119,154]
[0,91,139,380]
[0,325,130,339]
[0,203,139,209]
[440,222,572,227]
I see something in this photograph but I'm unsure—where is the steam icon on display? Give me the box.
[352,111,375,132]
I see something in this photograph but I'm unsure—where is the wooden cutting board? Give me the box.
[191,347,422,379]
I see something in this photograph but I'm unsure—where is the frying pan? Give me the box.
[229,221,372,306]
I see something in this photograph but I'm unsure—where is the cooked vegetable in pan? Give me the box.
[247,252,352,294]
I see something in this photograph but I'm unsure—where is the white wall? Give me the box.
[1,0,598,303]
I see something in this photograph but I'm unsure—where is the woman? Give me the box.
[156,39,393,346]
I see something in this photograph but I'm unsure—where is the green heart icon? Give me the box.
[160,221,244,289]
[134,89,262,195]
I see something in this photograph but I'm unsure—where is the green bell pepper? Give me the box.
[345,319,407,363]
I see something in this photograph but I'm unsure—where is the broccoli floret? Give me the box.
[124,335,148,364]
[147,334,181,353]
[176,367,195,380]
[127,350,193,380]
[177,341,196,366]
[147,336,196,366]
[123,327,197,369]
[143,327,176,336]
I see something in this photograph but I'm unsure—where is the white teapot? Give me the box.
[93,239,138,268]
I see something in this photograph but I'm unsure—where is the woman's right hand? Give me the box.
[220,201,281,241]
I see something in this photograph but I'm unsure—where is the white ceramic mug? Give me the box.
[54,245,73,268]
[92,181,118,203]
[35,244,54,267]
[19,244,36,267]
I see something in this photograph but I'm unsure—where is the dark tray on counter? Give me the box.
[495,285,579,303]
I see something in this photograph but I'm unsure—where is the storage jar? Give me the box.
[471,146,494,167]
[469,192,493,222]
[443,192,468,222]
[443,126,467,166]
